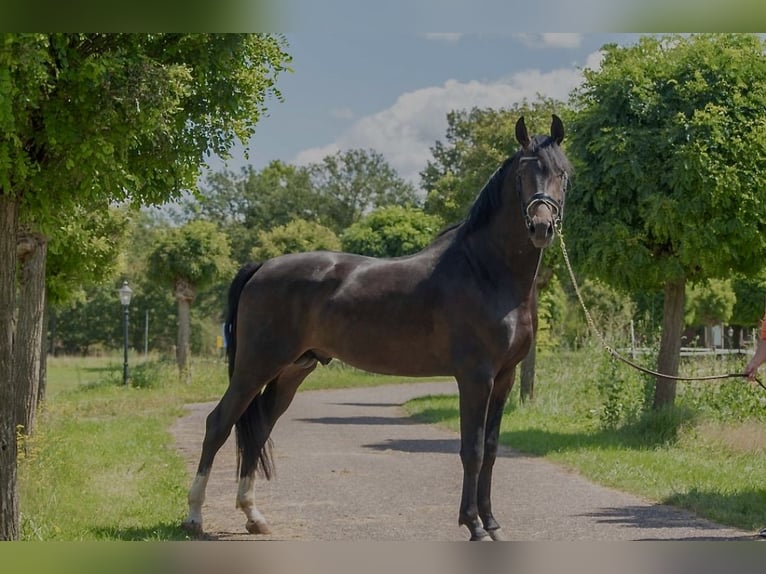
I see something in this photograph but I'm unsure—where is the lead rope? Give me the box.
[555,222,766,392]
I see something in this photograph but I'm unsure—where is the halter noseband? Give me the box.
[517,157,567,228]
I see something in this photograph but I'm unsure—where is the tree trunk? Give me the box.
[519,341,536,403]
[15,230,47,440]
[38,293,49,407]
[0,195,19,540]
[653,277,686,409]
[520,266,553,403]
[174,279,195,384]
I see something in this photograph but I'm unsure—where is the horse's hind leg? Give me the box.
[181,376,269,536]
[477,369,515,541]
[235,361,317,535]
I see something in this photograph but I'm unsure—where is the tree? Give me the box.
[341,205,442,258]
[147,221,234,381]
[566,34,766,408]
[731,271,766,328]
[0,33,290,539]
[311,149,419,233]
[685,279,736,348]
[685,279,736,328]
[190,161,316,264]
[250,218,341,260]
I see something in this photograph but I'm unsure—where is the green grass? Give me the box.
[405,348,766,532]
[20,358,228,540]
[18,355,440,540]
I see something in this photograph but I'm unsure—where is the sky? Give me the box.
[203,32,644,191]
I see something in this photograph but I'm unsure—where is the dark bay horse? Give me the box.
[182,115,572,541]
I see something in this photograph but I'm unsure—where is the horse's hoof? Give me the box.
[246,519,271,535]
[468,527,493,541]
[488,528,507,541]
[470,533,493,541]
[181,519,204,537]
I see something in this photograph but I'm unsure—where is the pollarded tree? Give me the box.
[566,34,766,408]
[685,279,736,348]
[341,205,442,258]
[147,221,234,382]
[0,33,289,539]
[685,279,736,328]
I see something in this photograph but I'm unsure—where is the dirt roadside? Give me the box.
[171,381,756,541]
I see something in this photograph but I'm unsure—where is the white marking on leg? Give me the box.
[184,472,210,529]
[236,472,270,534]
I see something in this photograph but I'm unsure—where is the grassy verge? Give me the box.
[20,358,226,540]
[405,347,766,532]
[18,355,438,540]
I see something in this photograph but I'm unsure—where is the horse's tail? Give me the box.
[226,262,275,480]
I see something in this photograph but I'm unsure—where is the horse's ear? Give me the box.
[550,114,564,145]
[515,116,530,148]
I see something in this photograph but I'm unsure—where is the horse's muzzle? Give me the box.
[527,209,556,248]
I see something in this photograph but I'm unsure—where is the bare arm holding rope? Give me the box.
[744,309,766,382]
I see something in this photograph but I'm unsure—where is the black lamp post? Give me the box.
[118,280,133,385]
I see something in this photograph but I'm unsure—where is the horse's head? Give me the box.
[514,115,571,249]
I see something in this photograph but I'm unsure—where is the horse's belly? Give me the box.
[314,307,452,377]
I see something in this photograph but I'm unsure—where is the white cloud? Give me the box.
[293,62,589,188]
[583,50,605,72]
[423,32,464,43]
[514,33,583,49]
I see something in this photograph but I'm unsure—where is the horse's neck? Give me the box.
[464,219,542,297]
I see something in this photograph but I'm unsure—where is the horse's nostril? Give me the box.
[547,223,554,237]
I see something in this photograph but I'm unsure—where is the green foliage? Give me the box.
[567,34,766,292]
[421,98,569,224]
[310,149,419,233]
[45,205,130,307]
[731,271,766,327]
[2,34,291,214]
[536,275,568,351]
[189,161,317,264]
[595,353,651,430]
[146,220,234,294]
[250,218,341,260]
[341,205,442,258]
[685,278,736,327]
[188,151,417,263]
[560,278,636,349]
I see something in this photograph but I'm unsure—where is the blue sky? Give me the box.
[205,32,643,189]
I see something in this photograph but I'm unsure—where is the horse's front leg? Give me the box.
[456,372,493,541]
[477,369,514,541]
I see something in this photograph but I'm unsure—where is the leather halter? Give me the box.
[517,157,567,228]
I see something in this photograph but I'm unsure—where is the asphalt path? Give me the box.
[171,381,755,541]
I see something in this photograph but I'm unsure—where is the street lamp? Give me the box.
[118,281,133,385]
